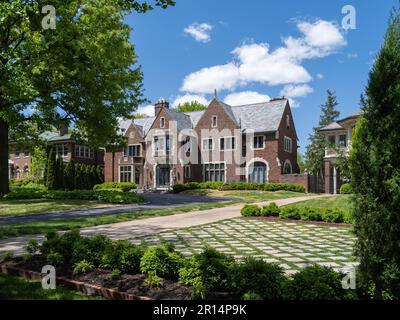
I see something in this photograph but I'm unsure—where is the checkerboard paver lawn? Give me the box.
[136,218,358,273]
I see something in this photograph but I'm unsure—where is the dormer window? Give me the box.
[212,116,217,128]
[160,117,165,128]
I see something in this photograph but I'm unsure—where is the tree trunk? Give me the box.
[0,117,9,195]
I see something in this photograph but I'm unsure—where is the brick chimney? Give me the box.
[155,98,169,116]
[59,122,68,136]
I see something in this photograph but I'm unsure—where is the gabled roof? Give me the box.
[319,110,362,132]
[39,131,73,142]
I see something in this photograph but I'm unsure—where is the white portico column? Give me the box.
[333,166,337,194]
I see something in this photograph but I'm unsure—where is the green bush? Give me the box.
[71,235,112,266]
[2,188,48,200]
[339,183,352,194]
[178,247,235,298]
[144,273,164,288]
[241,205,261,217]
[172,182,305,193]
[46,251,64,265]
[261,203,280,217]
[93,182,137,192]
[284,265,355,300]
[279,206,301,220]
[108,269,121,281]
[299,207,323,221]
[73,260,94,275]
[322,208,344,223]
[228,257,287,299]
[40,230,81,263]
[140,243,184,280]
[24,240,39,254]
[94,190,144,204]
[101,240,145,274]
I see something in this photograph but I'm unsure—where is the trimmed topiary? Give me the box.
[241,204,261,217]
[261,203,280,217]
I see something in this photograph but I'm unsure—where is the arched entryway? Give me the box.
[247,160,268,183]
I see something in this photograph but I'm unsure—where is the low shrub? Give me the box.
[172,182,305,194]
[93,182,137,192]
[24,240,39,255]
[228,257,287,299]
[46,251,64,265]
[71,235,112,267]
[279,206,301,220]
[322,208,344,223]
[261,203,280,217]
[241,205,261,217]
[144,273,164,288]
[140,243,184,280]
[179,247,235,299]
[339,183,352,194]
[95,190,144,204]
[299,207,323,221]
[1,252,13,262]
[40,230,82,263]
[73,260,95,275]
[108,269,121,281]
[284,265,355,300]
[2,188,48,200]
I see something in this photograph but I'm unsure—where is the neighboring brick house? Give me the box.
[8,126,104,179]
[319,110,361,194]
[104,97,300,190]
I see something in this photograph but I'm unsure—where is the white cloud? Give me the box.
[347,52,358,59]
[184,23,213,43]
[181,19,346,94]
[316,73,324,79]
[280,84,314,98]
[136,104,154,117]
[224,91,270,106]
[172,94,209,107]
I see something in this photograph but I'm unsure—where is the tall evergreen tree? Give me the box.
[305,90,340,174]
[46,147,56,190]
[75,163,82,190]
[55,156,65,190]
[64,160,76,190]
[350,8,400,299]
[96,165,104,184]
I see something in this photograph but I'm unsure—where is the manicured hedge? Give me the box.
[2,188,144,204]
[173,182,305,193]
[93,182,137,192]
[241,204,351,224]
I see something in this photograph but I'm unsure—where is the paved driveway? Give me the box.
[0,195,330,257]
[0,193,237,225]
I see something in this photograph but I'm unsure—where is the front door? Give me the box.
[249,162,266,183]
[156,165,170,188]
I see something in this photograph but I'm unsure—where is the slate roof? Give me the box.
[39,131,73,142]
[119,98,289,136]
[319,110,362,131]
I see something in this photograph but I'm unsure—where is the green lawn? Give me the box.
[0,200,239,239]
[182,189,312,202]
[0,273,102,300]
[282,195,353,213]
[0,199,113,218]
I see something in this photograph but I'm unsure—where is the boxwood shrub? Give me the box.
[93,182,137,192]
[261,203,280,217]
[339,183,352,194]
[241,204,261,217]
[279,206,301,220]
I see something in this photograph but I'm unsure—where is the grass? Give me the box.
[281,195,353,213]
[181,189,312,202]
[0,273,102,300]
[0,200,239,239]
[0,199,113,218]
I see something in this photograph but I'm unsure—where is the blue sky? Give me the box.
[126,0,396,153]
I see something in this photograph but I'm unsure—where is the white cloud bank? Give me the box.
[181,19,346,95]
[184,23,213,43]
[224,91,270,106]
[136,105,154,117]
[280,84,314,98]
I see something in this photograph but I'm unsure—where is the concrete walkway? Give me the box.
[0,194,330,257]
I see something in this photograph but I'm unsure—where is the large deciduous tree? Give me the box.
[350,8,400,299]
[305,90,340,174]
[173,101,207,113]
[0,0,175,194]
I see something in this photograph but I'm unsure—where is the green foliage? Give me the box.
[279,206,301,220]
[299,207,322,221]
[173,182,305,193]
[46,148,57,190]
[322,208,344,223]
[305,90,340,174]
[107,269,121,281]
[173,101,207,113]
[40,230,82,263]
[101,241,145,274]
[1,252,13,262]
[297,152,306,174]
[93,182,137,192]
[71,236,112,267]
[178,247,235,299]
[55,156,65,190]
[228,257,286,300]
[64,160,76,191]
[284,265,354,300]
[340,183,352,194]
[140,244,184,280]
[144,273,164,288]
[240,205,261,217]
[24,240,39,255]
[261,203,280,217]
[46,251,64,266]
[73,260,95,275]
[29,146,47,181]
[350,8,400,299]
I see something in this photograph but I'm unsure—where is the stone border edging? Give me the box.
[0,263,154,300]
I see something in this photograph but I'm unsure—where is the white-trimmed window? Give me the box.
[154,135,172,155]
[119,165,132,182]
[338,134,347,148]
[160,117,165,128]
[212,115,217,128]
[253,135,264,149]
[220,136,236,151]
[124,145,141,157]
[284,136,292,153]
[74,145,94,159]
[204,163,225,182]
[202,138,213,151]
[184,165,191,179]
[56,144,68,157]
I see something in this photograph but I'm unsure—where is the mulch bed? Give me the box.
[243,216,353,228]
[1,255,193,300]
